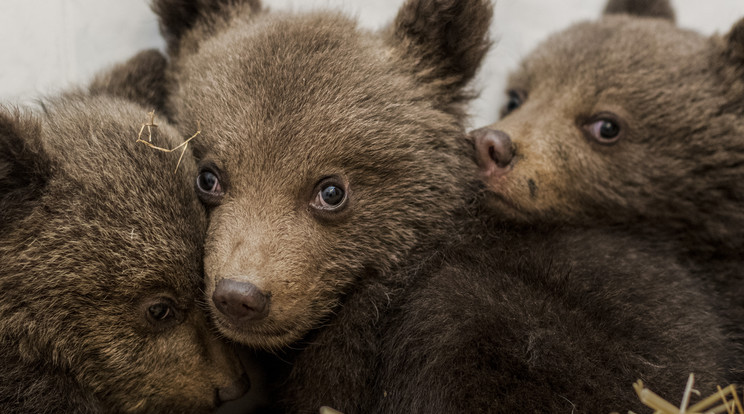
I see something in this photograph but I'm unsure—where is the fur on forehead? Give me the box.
[166,4,492,164]
[517,18,708,97]
[158,0,492,111]
[603,0,675,22]
[2,95,205,293]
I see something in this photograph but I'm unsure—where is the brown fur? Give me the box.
[377,222,737,413]
[144,0,743,412]
[603,0,675,22]
[0,93,248,413]
[89,49,170,114]
[476,1,744,288]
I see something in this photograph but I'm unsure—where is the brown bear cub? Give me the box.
[473,0,744,286]
[0,92,250,413]
[147,0,741,411]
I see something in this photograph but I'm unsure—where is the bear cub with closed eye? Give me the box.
[0,89,250,413]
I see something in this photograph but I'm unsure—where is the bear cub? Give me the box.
[473,0,744,284]
[0,92,249,413]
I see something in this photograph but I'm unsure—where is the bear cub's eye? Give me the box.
[320,185,344,206]
[148,303,173,321]
[197,170,220,194]
[501,90,526,118]
[310,176,349,213]
[196,165,225,206]
[584,113,624,145]
[142,297,182,331]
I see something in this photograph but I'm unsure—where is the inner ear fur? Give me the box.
[603,0,676,23]
[152,0,262,56]
[0,110,50,223]
[388,0,493,96]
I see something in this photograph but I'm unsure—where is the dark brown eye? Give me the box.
[320,185,344,206]
[310,177,349,212]
[584,114,624,145]
[197,170,220,194]
[196,166,225,205]
[142,297,182,331]
[148,303,173,321]
[501,90,526,117]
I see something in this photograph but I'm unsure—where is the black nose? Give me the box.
[217,373,251,404]
[212,279,270,321]
[472,127,515,170]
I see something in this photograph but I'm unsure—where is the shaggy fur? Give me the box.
[89,49,170,114]
[375,222,737,413]
[141,0,743,412]
[0,93,249,413]
[476,0,744,291]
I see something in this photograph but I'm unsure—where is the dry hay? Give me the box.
[616,374,744,414]
[135,111,200,172]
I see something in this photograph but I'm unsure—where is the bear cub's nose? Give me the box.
[213,279,270,322]
[472,127,515,173]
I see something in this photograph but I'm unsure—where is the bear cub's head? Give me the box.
[474,0,744,252]
[0,95,249,413]
[152,0,492,349]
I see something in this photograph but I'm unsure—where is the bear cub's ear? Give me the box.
[0,111,50,224]
[726,18,744,61]
[388,0,493,95]
[89,49,169,113]
[152,0,262,55]
[603,0,675,23]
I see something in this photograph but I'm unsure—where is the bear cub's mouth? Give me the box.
[212,310,298,347]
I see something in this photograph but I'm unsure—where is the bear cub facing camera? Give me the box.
[0,93,249,413]
[473,0,744,278]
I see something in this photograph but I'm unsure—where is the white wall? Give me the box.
[1,0,743,127]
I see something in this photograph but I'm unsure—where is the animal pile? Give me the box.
[1,0,742,412]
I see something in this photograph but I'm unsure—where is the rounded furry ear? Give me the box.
[726,18,744,61]
[152,0,262,56]
[89,49,169,113]
[603,0,675,22]
[388,0,493,96]
[0,110,50,224]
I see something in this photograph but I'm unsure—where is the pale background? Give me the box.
[1,0,743,128]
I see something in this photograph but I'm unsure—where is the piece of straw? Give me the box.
[135,111,201,172]
[319,407,344,414]
[689,385,737,413]
[633,378,744,414]
[635,380,681,413]
[680,374,696,414]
